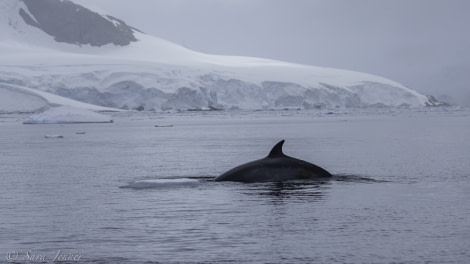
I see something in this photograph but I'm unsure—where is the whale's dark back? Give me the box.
[215,140,332,182]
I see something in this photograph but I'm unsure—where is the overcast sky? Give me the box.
[74,0,470,105]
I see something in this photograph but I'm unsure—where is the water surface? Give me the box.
[1,108,469,263]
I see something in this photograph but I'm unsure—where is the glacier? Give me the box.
[0,0,442,113]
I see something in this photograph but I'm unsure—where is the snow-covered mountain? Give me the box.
[0,0,442,113]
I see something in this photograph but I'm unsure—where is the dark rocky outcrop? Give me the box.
[20,0,138,46]
[425,95,450,107]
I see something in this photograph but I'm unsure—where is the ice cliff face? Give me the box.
[0,0,441,112]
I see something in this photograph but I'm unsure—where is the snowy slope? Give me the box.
[0,0,438,112]
[0,83,120,113]
[23,105,113,124]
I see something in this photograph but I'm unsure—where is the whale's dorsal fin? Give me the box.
[268,140,286,158]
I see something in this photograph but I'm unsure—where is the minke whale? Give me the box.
[215,140,332,183]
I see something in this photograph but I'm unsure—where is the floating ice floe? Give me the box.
[120,178,200,189]
[23,106,113,124]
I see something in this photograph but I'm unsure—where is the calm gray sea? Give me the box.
[1,108,469,264]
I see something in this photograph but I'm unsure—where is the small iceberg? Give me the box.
[120,178,200,189]
[23,106,113,124]
[44,134,64,139]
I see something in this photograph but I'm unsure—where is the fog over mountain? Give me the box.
[74,0,469,106]
[0,0,445,113]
